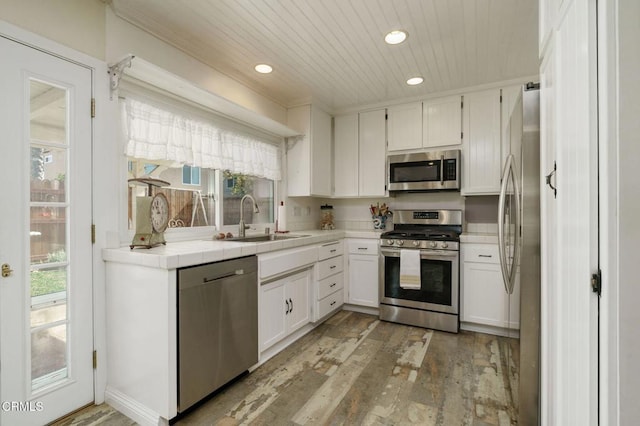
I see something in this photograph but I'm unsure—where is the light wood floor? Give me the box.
[55,311,519,425]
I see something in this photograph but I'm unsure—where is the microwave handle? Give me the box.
[440,154,445,186]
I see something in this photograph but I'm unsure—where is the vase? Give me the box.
[372,215,387,230]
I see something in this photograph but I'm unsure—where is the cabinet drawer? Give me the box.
[463,243,499,264]
[318,272,344,300]
[318,241,343,260]
[259,245,318,279]
[347,239,379,255]
[317,289,344,319]
[317,255,344,279]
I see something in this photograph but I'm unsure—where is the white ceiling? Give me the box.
[109,0,539,112]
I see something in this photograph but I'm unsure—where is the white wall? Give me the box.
[105,7,288,126]
[617,0,640,422]
[1,0,105,59]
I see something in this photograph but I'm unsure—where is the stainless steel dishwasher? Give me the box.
[177,255,258,412]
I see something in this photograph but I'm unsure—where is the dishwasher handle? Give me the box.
[203,269,245,284]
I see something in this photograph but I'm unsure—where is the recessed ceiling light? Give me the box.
[254,64,273,74]
[406,77,424,86]
[385,30,408,45]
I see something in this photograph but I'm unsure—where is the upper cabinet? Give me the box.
[387,98,462,152]
[358,110,386,197]
[333,109,386,197]
[461,89,502,195]
[423,95,463,148]
[287,104,332,197]
[387,102,422,151]
[333,113,359,197]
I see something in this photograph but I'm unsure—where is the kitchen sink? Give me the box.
[218,234,310,243]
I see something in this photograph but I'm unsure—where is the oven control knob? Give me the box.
[386,239,394,246]
[412,240,420,247]
[397,240,404,246]
[441,242,449,249]
[429,241,437,248]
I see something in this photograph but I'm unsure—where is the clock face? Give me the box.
[150,193,169,232]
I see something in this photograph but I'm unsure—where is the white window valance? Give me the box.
[122,98,282,181]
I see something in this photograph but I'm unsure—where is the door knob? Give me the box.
[2,263,13,278]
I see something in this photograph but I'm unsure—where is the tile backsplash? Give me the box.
[282,193,499,233]
[465,222,499,234]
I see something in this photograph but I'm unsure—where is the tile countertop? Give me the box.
[460,232,499,244]
[102,229,383,270]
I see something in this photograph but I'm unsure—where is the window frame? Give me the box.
[122,165,279,245]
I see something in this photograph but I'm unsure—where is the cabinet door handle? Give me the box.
[289,298,293,314]
[478,254,493,258]
[330,300,336,306]
[330,265,337,269]
[330,249,337,253]
[357,247,368,251]
[330,282,337,287]
[285,299,290,314]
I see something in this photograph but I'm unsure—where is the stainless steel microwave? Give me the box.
[387,149,461,192]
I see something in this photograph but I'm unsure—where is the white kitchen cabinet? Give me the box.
[333,110,386,197]
[287,104,332,196]
[314,241,344,321]
[358,109,387,196]
[346,239,379,307]
[260,267,312,351]
[333,113,359,197]
[387,102,422,151]
[461,242,519,333]
[461,89,502,195]
[423,95,463,148]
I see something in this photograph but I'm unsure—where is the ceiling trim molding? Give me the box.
[332,74,541,116]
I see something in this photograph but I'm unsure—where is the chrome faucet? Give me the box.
[239,194,260,237]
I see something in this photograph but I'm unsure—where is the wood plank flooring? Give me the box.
[56,311,519,425]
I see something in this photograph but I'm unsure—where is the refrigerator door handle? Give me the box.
[498,154,521,295]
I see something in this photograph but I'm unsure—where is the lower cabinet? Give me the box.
[461,242,520,333]
[313,241,344,321]
[260,267,311,351]
[346,239,380,307]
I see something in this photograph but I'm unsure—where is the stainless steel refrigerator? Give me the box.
[498,83,540,425]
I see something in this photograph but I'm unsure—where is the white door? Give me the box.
[0,36,94,424]
[259,279,287,351]
[348,255,379,307]
[285,270,311,333]
[540,0,600,422]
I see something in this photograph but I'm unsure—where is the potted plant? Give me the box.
[53,173,65,190]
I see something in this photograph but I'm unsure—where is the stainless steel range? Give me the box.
[379,209,462,333]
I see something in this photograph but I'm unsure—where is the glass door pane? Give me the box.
[29,79,69,390]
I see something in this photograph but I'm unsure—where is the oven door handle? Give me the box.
[380,248,458,259]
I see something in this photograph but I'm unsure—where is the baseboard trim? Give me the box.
[104,386,168,426]
[460,322,520,338]
[342,304,379,316]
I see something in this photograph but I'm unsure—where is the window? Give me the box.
[222,171,274,226]
[127,160,275,231]
[182,165,201,185]
[122,96,280,235]
[128,159,216,229]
